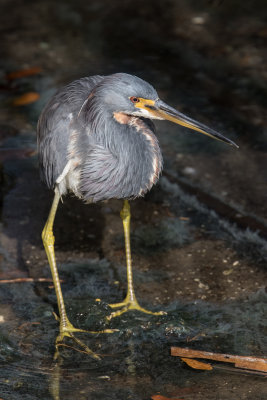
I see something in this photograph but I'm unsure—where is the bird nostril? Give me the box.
[145,104,157,110]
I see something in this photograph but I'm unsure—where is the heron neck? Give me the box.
[81,104,163,200]
[109,115,163,198]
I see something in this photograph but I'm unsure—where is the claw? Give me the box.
[53,312,60,322]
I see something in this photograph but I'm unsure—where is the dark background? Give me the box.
[0,1,266,399]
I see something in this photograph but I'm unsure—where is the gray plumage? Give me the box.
[37,73,163,202]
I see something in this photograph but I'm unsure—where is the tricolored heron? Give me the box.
[37,73,237,356]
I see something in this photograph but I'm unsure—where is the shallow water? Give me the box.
[0,0,267,398]
[1,278,266,399]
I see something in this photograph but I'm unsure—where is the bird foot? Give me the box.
[53,313,116,360]
[107,298,166,320]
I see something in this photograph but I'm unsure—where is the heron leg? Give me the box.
[108,200,164,319]
[42,186,114,359]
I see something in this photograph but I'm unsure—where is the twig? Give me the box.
[0,277,63,284]
[171,347,267,373]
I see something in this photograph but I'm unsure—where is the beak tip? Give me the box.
[230,141,239,149]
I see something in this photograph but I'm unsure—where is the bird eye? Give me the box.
[130,96,140,103]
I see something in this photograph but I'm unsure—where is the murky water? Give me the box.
[1,277,266,399]
[0,0,267,398]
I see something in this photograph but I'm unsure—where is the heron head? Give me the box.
[95,73,238,148]
[96,73,158,115]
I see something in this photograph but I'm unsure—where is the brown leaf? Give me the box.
[6,66,42,80]
[179,217,190,221]
[181,357,213,370]
[0,148,36,162]
[13,92,40,106]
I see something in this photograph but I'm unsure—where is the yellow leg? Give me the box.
[107,200,165,319]
[42,186,114,359]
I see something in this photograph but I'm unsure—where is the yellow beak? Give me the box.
[135,98,238,148]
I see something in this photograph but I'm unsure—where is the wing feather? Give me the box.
[37,76,103,190]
